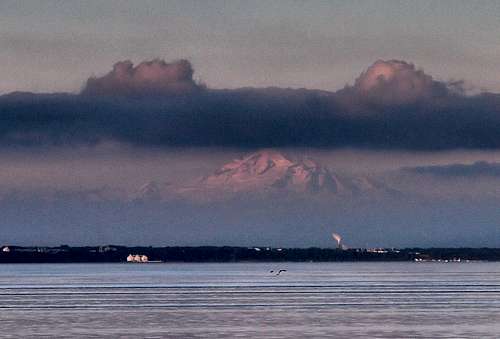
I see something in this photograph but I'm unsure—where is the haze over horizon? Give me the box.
[1,0,500,248]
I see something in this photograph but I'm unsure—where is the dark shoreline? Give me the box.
[1,245,499,263]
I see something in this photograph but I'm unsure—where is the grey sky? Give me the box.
[1,0,500,94]
[1,1,500,247]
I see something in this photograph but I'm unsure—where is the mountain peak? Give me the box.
[200,149,345,193]
[203,149,293,191]
[132,181,170,202]
[133,149,392,201]
[234,149,293,173]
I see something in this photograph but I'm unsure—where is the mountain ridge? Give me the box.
[150,149,391,201]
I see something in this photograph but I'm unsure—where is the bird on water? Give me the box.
[270,269,287,275]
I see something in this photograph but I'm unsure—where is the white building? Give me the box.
[126,253,149,263]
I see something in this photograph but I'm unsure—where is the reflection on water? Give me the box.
[0,262,499,338]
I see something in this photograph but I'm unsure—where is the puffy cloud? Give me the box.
[82,59,201,97]
[353,60,449,104]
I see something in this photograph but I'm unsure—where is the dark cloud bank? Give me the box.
[404,161,500,177]
[1,58,500,150]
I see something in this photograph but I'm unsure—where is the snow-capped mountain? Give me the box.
[126,149,396,202]
[199,149,338,193]
[0,150,394,204]
[177,149,387,198]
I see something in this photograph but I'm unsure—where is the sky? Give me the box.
[1,1,500,247]
[1,0,500,94]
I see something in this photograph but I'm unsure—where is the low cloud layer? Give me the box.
[403,161,500,177]
[1,58,500,150]
[82,59,201,97]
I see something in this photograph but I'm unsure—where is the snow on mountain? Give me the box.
[127,149,393,202]
[0,150,393,204]
[193,149,383,196]
[202,149,294,192]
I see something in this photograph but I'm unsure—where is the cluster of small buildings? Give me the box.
[414,257,466,263]
[126,254,149,263]
[366,248,401,254]
[252,247,283,252]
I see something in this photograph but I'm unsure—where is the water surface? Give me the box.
[0,262,499,338]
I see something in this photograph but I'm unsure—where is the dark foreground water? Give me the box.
[0,262,499,338]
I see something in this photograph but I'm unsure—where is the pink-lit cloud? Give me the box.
[82,59,202,97]
[353,60,449,104]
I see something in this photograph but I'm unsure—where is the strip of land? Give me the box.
[0,245,499,263]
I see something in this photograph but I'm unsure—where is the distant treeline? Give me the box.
[0,246,499,263]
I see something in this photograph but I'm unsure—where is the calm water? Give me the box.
[0,262,499,338]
